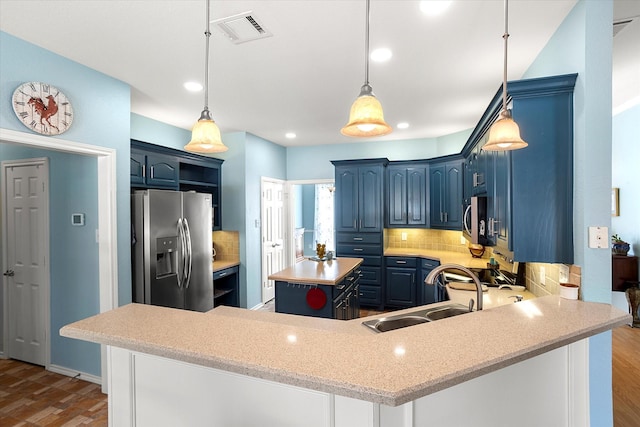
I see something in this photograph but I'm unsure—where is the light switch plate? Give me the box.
[401,232,407,241]
[559,265,569,283]
[588,226,608,248]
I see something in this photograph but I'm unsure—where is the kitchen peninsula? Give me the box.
[268,257,363,320]
[61,297,629,426]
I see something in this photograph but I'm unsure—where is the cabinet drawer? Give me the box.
[337,244,381,256]
[358,285,382,305]
[213,265,239,280]
[336,233,382,245]
[385,257,417,268]
[358,266,382,286]
[421,258,440,269]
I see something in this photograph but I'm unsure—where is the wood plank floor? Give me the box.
[613,325,640,427]
[0,359,107,426]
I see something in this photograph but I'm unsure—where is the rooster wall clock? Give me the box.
[12,82,74,135]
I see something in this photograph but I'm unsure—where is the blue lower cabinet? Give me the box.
[213,266,239,307]
[420,258,441,305]
[385,257,418,308]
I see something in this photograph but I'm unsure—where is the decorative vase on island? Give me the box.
[625,286,640,328]
[612,242,630,256]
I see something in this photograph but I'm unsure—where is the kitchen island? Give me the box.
[269,257,363,319]
[61,296,630,427]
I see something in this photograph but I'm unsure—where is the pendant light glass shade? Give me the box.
[185,109,228,153]
[483,109,528,151]
[341,84,392,137]
[483,0,527,152]
[341,0,391,138]
[185,0,228,154]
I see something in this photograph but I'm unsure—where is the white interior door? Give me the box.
[261,179,285,304]
[2,158,49,366]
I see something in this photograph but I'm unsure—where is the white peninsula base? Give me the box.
[108,340,588,427]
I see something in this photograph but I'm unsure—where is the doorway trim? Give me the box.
[285,179,334,265]
[0,128,118,387]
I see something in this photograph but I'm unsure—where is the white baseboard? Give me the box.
[48,364,102,385]
[250,302,264,310]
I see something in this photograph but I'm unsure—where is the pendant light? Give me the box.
[185,0,228,154]
[483,0,527,151]
[341,0,392,138]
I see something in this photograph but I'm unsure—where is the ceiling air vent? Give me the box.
[613,18,635,37]
[213,11,272,44]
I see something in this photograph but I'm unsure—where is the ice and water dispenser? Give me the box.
[156,236,178,279]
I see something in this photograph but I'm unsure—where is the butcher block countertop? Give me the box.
[268,257,363,285]
[212,259,239,273]
[61,296,630,406]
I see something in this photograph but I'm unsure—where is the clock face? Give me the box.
[12,82,74,135]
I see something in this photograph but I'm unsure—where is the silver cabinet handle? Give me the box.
[396,260,407,264]
[353,248,363,252]
[353,237,363,241]
[149,165,154,179]
[142,164,146,178]
[444,212,448,222]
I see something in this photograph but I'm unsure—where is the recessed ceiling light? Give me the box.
[371,48,392,62]
[285,132,296,139]
[397,122,409,129]
[184,81,203,92]
[419,0,452,16]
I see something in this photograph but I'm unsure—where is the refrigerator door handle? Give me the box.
[183,218,193,289]
[177,218,185,289]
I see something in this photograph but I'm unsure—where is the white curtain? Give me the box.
[314,184,335,251]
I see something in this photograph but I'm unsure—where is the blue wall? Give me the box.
[523,0,614,424]
[131,113,191,150]
[0,31,131,376]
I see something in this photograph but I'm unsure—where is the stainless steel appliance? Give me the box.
[132,189,213,312]
[463,196,491,246]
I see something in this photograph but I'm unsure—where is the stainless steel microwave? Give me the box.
[463,196,491,246]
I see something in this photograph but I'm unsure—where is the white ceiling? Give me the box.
[1,1,638,147]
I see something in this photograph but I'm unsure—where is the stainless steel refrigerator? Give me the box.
[132,189,213,312]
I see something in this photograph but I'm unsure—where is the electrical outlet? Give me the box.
[401,232,407,241]
[460,235,466,244]
[588,226,608,248]
[559,265,569,283]
[540,266,546,286]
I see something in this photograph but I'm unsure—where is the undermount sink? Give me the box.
[362,304,472,333]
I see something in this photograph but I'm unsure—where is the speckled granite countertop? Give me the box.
[212,259,239,273]
[268,257,363,285]
[384,247,490,268]
[60,296,630,406]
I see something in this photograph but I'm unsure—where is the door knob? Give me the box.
[3,270,15,277]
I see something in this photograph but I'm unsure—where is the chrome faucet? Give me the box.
[425,264,483,311]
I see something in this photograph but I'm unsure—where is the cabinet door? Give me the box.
[335,167,359,232]
[359,165,383,232]
[385,267,416,307]
[146,154,179,188]
[473,144,488,195]
[387,168,407,226]
[429,165,445,227]
[493,150,510,248]
[444,161,463,229]
[407,167,427,226]
[131,151,146,185]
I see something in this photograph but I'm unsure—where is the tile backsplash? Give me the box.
[525,262,582,298]
[212,230,239,261]
[385,229,471,254]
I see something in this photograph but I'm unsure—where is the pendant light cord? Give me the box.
[203,0,211,112]
[364,0,370,87]
[501,0,509,114]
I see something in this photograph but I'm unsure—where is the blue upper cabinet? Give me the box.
[429,159,463,230]
[333,159,388,233]
[386,163,427,228]
[461,73,577,264]
[130,148,179,189]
